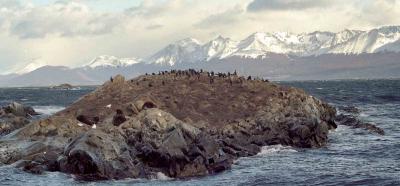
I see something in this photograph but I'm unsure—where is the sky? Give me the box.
[0,0,399,74]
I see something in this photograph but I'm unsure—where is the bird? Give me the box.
[77,123,84,127]
[106,104,112,108]
[113,109,127,126]
[92,124,97,129]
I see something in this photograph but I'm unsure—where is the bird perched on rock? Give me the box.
[113,109,127,126]
[76,115,98,127]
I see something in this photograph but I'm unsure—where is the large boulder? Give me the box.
[126,109,230,178]
[59,128,142,180]
[0,102,40,136]
[3,102,39,117]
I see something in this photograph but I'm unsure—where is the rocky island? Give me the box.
[0,70,382,181]
[49,83,75,90]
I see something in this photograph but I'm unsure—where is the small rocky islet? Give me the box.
[0,70,384,181]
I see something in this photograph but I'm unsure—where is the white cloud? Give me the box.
[195,5,245,29]
[1,1,121,38]
[0,0,399,74]
[247,0,331,11]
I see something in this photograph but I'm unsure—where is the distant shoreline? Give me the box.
[1,77,399,88]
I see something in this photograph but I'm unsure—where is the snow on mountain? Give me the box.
[201,36,239,60]
[376,39,400,53]
[146,38,202,66]
[327,26,400,54]
[14,60,47,75]
[145,26,400,65]
[86,55,141,69]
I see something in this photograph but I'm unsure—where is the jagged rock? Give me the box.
[335,114,385,135]
[0,71,339,180]
[59,128,141,180]
[0,102,40,136]
[2,102,39,117]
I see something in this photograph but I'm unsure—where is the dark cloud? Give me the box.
[247,0,330,12]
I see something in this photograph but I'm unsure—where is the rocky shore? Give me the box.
[0,70,383,181]
[0,102,39,136]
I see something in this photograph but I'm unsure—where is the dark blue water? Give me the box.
[0,80,399,186]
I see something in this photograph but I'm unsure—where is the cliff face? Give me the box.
[0,70,337,180]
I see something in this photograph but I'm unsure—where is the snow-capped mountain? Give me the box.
[146,38,203,66]
[326,26,400,54]
[86,55,142,69]
[2,25,400,86]
[146,25,400,65]
[14,59,47,75]
[200,36,239,60]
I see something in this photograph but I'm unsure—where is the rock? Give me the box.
[0,117,30,135]
[335,114,385,135]
[0,102,40,136]
[3,102,39,117]
[22,161,46,174]
[59,129,141,180]
[0,70,339,180]
[339,106,360,114]
[111,75,125,85]
[50,84,74,90]
[133,96,158,112]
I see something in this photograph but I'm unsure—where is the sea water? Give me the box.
[0,80,399,185]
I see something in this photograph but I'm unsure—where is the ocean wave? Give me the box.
[150,172,172,181]
[257,145,297,155]
[33,106,65,115]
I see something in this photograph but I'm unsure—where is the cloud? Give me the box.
[146,24,164,30]
[247,0,330,12]
[0,0,400,74]
[125,0,185,18]
[1,1,121,39]
[195,6,245,29]
[353,0,400,26]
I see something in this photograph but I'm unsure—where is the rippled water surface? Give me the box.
[0,80,399,185]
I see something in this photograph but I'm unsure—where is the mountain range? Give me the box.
[1,25,400,87]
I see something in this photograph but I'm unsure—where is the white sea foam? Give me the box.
[155,172,172,180]
[33,106,65,115]
[257,145,297,155]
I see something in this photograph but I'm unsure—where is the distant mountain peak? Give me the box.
[146,25,400,64]
[146,38,203,66]
[15,60,47,75]
[175,38,201,45]
[86,55,141,69]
